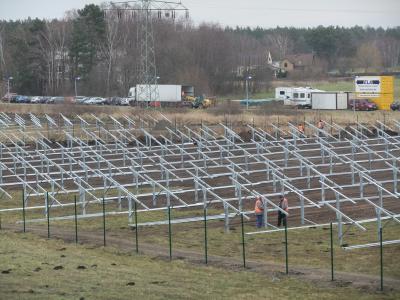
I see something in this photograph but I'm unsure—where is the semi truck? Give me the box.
[128,84,194,103]
[128,84,214,108]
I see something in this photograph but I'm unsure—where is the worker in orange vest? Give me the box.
[317,119,325,130]
[254,196,264,228]
[277,195,289,227]
[298,123,305,137]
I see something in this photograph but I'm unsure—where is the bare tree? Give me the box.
[0,24,6,71]
[100,11,122,96]
[266,31,292,60]
[355,42,383,72]
[37,20,70,96]
[376,37,400,69]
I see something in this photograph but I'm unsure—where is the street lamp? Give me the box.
[74,76,81,97]
[245,75,252,110]
[7,76,13,101]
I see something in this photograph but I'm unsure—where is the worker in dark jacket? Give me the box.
[277,195,289,227]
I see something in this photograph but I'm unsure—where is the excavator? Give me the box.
[183,95,214,109]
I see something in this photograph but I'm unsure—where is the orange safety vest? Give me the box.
[254,199,264,215]
[298,125,304,133]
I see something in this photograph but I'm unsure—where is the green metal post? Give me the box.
[285,220,288,274]
[380,227,383,291]
[22,189,26,232]
[241,213,246,268]
[168,206,172,261]
[46,192,50,239]
[74,195,78,244]
[102,197,106,247]
[203,207,208,264]
[0,212,2,230]
[134,201,138,253]
[330,222,334,281]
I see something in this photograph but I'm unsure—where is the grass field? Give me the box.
[1,231,399,300]
[1,191,399,281]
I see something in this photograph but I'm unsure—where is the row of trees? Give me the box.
[0,4,399,97]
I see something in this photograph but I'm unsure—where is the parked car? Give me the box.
[390,101,400,111]
[1,92,17,102]
[105,97,119,105]
[48,96,65,104]
[30,96,43,104]
[120,97,133,106]
[85,97,106,105]
[74,96,87,104]
[9,95,19,103]
[15,95,30,103]
[349,99,377,111]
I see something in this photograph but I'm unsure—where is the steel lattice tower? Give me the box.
[104,1,189,104]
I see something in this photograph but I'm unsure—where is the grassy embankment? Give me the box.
[1,231,400,300]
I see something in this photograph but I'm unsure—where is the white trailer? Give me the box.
[276,87,324,107]
[128,84,194,102]
[311,92,349,110]
[275,87,293,105]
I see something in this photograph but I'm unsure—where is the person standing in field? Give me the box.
[277,195,289,227]
[254,196,264,228]
[317,119,325,130]
[298,123,305,137]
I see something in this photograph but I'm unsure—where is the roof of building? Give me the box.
[283,53,314,67]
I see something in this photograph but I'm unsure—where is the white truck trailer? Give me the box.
[128,84,194,102]
[311,92,349,110]
[275,87,325,107]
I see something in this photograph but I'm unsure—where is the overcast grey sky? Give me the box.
[0,0,399,28]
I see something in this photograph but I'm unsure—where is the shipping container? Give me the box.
[311,92,349,110]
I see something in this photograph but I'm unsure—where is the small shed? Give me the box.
[311,92,350,110]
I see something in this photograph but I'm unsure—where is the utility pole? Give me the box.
[74,76,80,97]
[245,76,252,110]
[7,76,13,100]
[104,1,189,106]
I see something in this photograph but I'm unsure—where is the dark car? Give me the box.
[15,95,30,103]
[390,101,400,111]
[9,94,19,103]
[349,99,378,111]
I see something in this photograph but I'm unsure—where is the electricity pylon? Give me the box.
[104,1,189,104]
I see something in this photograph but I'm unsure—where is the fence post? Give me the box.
[22,189,26,232]
[330,222,334,281]
[134,201,139,253]
[46,192,50,239]
[168,205,172,261]
[241,213,246,268]
[102,197,106,247]
[380,227,383,291]
[204,206,208,264]
[285,220,288,274]
[74,195,78,244]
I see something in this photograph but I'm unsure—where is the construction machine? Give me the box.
[186,95,214,109]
